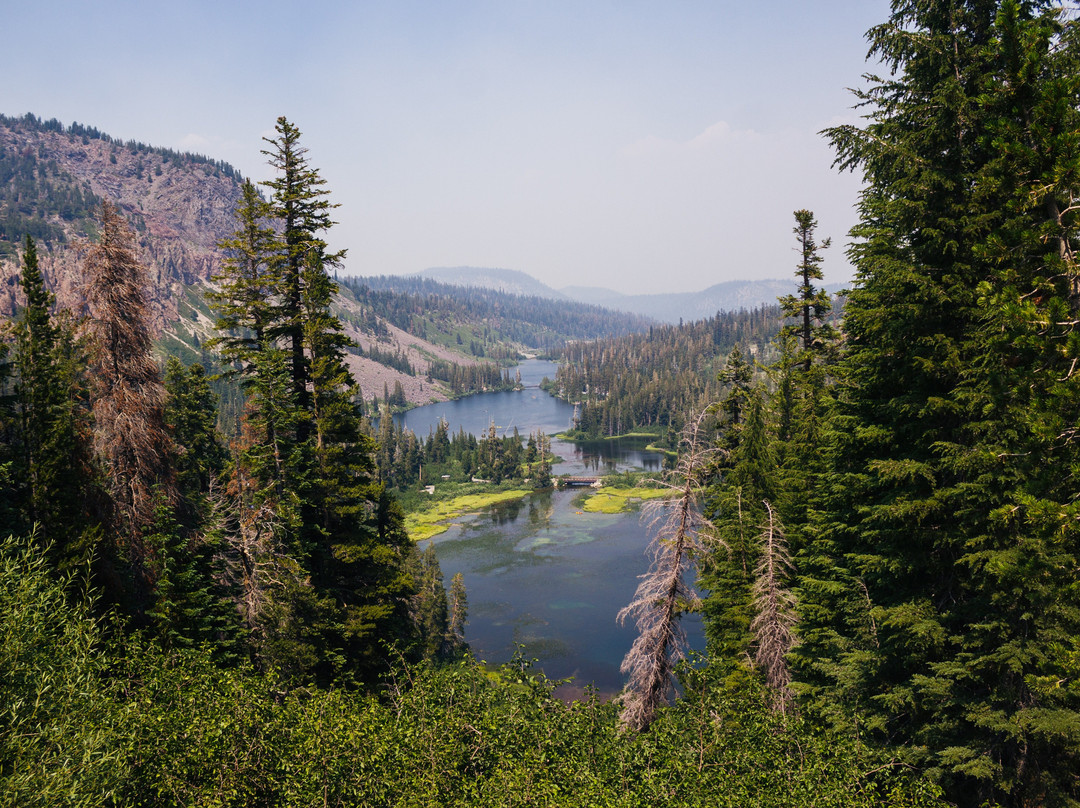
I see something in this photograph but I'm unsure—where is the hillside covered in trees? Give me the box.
[344,273,655,357]
[0,114,655,413]
[548,304,789,440]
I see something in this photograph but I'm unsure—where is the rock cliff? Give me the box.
[0,114,243,332]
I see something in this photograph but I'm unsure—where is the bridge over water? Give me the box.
[558,476,601,488]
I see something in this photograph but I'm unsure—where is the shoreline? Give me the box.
[405,488,534,541]
[405,479,670,539]
[554,429,665,442]
[578,485,669,514]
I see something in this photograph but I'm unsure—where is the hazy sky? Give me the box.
[11,1,889,294]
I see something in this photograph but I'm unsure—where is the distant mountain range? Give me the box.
[560,279,799,323]
[413,266,842,324]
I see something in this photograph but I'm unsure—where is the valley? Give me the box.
[4,21,1080,799]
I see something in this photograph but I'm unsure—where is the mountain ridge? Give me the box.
[408,266,834,323]
[0,114,490,408]
[414,266,568,299]
[0,113,244,331]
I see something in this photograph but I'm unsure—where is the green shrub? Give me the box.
[0,534,127,806]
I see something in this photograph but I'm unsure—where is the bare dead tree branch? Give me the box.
[214,436,302,658]
[617,410,719,732]
[749,502,798,714]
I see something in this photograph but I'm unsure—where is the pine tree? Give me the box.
[771,331,799,445]
[447,571,468,654]
[799,3,1080,804]
[715,345,753,451]
[0,341,16,536]
[408,544,450,661]
[11,235,92,569]
[701,387,777,674]
[210,121,419,685]
[207,179,278,382]
[260,116,343,417]
[773,211,839,563]
[164,357,228,519]
[144,494,242,661]
[13,235,55,533]
[778,210,834,373]
[533,431,553,489]
[943,4,1080,801]
[619,412,714,732]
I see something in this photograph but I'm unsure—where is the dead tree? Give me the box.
[617,410,717,732]
[83,201,175,593]
[750,501,798,714]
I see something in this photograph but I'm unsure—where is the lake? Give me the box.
[400,359,703,699]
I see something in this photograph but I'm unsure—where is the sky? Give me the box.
[11,1,890,294]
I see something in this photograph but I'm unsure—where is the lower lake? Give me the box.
[398,359,703,699]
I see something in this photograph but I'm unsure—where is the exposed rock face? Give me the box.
[0,118,244,331]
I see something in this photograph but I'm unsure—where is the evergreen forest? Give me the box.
[548,305,787,441]
[2,3,1080,806]
[342,274,655,357]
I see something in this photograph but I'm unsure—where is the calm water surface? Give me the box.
[404,359,703,698]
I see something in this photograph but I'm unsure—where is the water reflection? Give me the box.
[526,495,554,529]
[427,487,704,699]
[407,359,700,698]
[567,437,665,474]
[395,360,575,440]
[486,497,525,527]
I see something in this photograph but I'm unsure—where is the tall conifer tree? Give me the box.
[0,341,15,536]
[260,117,343,417]
[11,236,92,568]
[207,179,278,382]
[773,212,837,564]
[702,387,777,674]
[798,3,1080,804]
[211,119,419,685]
[164,357,228,517]
[778,210,834,373]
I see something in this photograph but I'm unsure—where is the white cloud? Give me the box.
[619,121,757,159]
[178,133,213,151]
[688,121,739,149]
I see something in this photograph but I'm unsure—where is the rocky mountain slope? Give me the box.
[0,114,492,407]
[0,114,243,331]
